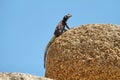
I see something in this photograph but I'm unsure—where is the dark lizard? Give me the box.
[54,13,72,37]
[44,13,72,68]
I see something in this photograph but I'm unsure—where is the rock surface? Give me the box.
[0,72,53,80]
[45,24,120,80]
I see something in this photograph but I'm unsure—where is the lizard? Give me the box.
[44,13,72,68]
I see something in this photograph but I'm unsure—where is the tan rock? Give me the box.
[0,72,53,80]
[45,24,120,80]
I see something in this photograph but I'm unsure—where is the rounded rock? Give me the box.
[45,24,120,80]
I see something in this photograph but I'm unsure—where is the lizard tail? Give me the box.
[44,36,56,68]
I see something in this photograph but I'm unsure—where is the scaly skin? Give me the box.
[44,14,72,68]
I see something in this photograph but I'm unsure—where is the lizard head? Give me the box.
[63,13,72,21]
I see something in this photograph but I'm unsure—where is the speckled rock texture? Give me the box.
[0,72,53,80]
[45,24,120,80]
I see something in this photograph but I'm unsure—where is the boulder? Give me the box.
[45,24,120,80]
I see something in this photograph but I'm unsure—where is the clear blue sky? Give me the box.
[0,0,120,76]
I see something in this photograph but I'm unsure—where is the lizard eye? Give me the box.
[67,13,72,17]
[64,14,72,19]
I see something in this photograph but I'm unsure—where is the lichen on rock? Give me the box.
[45,24,120,80]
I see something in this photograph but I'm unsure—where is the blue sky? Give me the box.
[0,0,120,76]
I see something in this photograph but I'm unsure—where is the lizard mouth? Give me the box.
[64,13,72,19]
[67,13,72,18]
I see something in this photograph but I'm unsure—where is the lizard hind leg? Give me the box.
[63,29,67,32]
